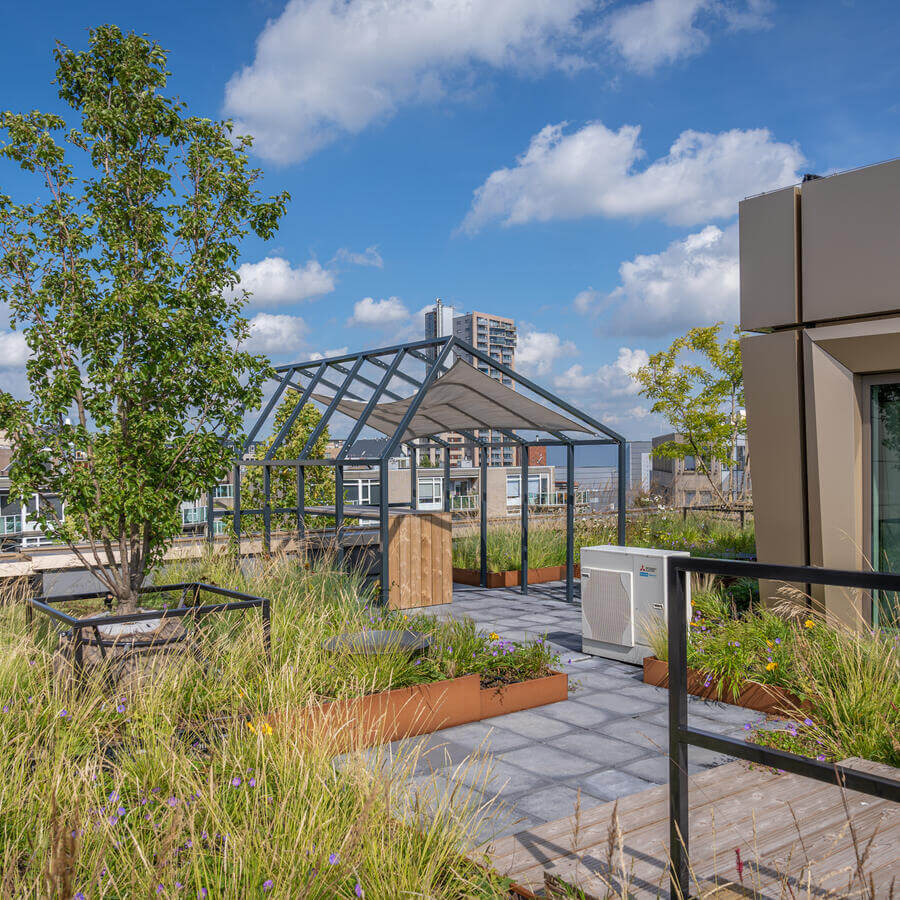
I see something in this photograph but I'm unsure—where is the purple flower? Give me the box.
[816,754,826,762]
[167,797,178,807]
[156,886,164,895]
[75,894,86,900]
[175,883,183,891]
[117,807,126,816]
[116,704,126,713]
[743,723,752,730]
[803,718,814,727]
[249,778,256,788]
[59,709,69,718]
[198,891,208,899]
[355,883,363,898]
[2,705,8,713]
[108,815,118,826]
[262,880,273,892]
[328,853,339,865]
[231,776,242,787]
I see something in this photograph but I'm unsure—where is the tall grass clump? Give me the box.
[0,553,542,897]
[646,588,899,767]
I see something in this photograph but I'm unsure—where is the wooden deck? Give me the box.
[482,758,899,899]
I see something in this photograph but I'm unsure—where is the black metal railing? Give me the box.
[25,582,271,675]
[667,556,900,899]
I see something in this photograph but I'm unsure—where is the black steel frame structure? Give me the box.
[26,583,272,675]
[667,556,900,899]
[224,335,627,604]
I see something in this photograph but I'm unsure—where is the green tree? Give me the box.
[633,324,747,507]
[239,396,335,535]
[0,27,288,611]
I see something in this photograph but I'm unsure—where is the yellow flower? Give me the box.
[489,632,499,641]
[248,719,273,736]
[765,661,777,671]
[803,619,815,629]
[766,640,774,648]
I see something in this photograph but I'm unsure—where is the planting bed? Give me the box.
[453,565,580,588]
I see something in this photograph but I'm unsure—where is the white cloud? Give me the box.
[515,329,578,375]
[234,257,336,308]
[605,0,771,73]
[242,313,308,354]
[332,246,384,268]
[224,0,592,163]
[461,121,803,232]
[588,224,739,336]
[0,330,28,368]
[347,296,410,327]
[309,347,350,360]
[554,346,648,396]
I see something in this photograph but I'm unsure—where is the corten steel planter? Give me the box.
[274,670,568,751]
[642,656,808,716]
[26,582,271,680]
[453,564,581,588]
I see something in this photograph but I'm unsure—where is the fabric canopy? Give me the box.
[313,358,592,443]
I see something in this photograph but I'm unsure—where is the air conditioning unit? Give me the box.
[580,545,691,665]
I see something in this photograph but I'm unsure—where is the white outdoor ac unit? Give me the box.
[580,545,691,665]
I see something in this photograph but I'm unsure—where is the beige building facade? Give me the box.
[740,159,900,626]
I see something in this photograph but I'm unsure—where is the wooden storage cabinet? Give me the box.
[387,510,452,609]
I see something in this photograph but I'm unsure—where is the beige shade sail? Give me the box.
[313,359,592,443]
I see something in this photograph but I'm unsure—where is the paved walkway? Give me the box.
[390,582,769,844]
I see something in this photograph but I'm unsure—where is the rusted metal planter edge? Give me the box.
[270,670,568,750]
[642,655,808,716]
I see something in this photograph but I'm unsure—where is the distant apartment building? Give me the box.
[650,433,750,507]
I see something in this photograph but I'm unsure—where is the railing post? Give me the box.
[262,596,271,662]
[443,449,451,513]
[617,439,627,545]
[379,458,390,605]
[297,464,305,538]
[233,462,242,563]
[206,487,215,547]
[668,559,690,899]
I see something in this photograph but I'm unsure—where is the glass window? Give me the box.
[683,455,696,472]
[871,383,900,626]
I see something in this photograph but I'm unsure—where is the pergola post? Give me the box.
[206,486,214,547]
[379,457,390,605]
[296,464,304,535]
[521,448,529,595]
[443,447,451,512]
[480,450,488,588]
[335,463,344,563]
[566,442,575,604]
[410,441,417,509]
[233,462,242,561]
[617,439,627,546]
[263,462,271,554]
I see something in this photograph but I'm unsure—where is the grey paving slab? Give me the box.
[428,720,533,754]
[453,758,546,798]
[577,692,660,716]
[598,719,670,753]
[501,744,601,778]
[481,708,574,740]
[578,769,655,802]
[537,699,618,728]
[509,784,586,823]
[547,731,651,767]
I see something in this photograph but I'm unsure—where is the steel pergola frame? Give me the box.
[216,335,627,605]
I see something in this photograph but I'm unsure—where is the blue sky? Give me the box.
[2,0,899,439]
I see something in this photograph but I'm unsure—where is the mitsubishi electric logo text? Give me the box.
[639,564,657,577]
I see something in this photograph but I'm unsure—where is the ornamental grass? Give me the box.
[0,553,553,898]
[451,512,755,573]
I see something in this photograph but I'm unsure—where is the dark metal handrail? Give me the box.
[666,556,900,899]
